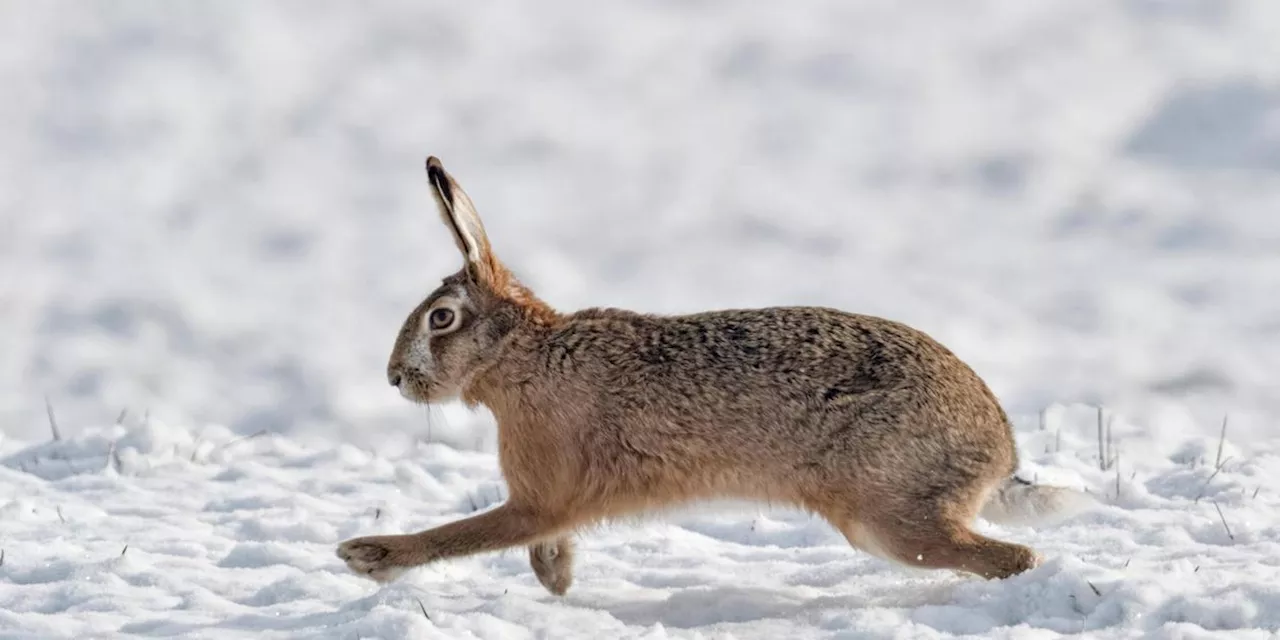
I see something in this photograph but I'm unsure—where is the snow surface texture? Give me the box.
[3,1,1280,638]
[1,405,1278,638]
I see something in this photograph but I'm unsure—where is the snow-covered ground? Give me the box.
[1,405,1277,638]
[3,1,1280,637]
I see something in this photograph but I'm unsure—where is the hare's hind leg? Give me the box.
[849,516,1040,579]
[843,484,1041,579]
[528,535,575,595]
[824,481,1039,580]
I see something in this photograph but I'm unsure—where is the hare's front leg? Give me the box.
[337,502,566,583]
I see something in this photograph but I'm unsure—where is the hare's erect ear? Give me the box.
[425,156,559,323]
[426,156,500,285]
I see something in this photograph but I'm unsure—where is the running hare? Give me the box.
[337,157,1086,593]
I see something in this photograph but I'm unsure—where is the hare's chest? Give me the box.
[493,419,580,504]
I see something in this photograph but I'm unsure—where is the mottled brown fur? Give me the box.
[337,157,1044,591]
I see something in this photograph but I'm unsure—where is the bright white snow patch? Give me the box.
[2,405,1278,638]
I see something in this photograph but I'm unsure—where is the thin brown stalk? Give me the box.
[1212,501,1234,541]
[46,396,61,442]
[1194,462,1229,503]
[1097,407,1105,471]
[1214,415,1228,470]
[210,430,268,456]
[1106,414,1115,469]
[1114,456,1121,499]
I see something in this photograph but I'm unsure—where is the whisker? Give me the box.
[428,404,435,445]
[426,403,452,447]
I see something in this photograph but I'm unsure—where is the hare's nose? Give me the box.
[387,368,403,388]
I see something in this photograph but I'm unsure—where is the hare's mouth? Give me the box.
[396,372,433,404]
[398,384,419,402]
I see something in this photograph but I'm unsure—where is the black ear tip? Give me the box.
[425,156,453,203]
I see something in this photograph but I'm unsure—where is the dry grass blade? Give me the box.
[1212,501,1235,541]
[56,506,65,524]
[1087,580,1101,596]
[1106,414,1115,469]
[115,408,129,426]
[121,544,129,556]
[1097,407,1105,471]
[210,430,269,456]
[45,396,61,442]
[1193,458,1232,503]
[1214,415,1228,470]
[105,441,121,473]
[416,598,431,621]
[1114,455,1121,500]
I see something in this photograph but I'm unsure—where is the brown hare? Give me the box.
[337,157,1088,594]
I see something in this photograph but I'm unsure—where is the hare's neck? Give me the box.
[458,362,502,410]
[458,350,526,417]
[459,321,558,426]
[462,370,531,431]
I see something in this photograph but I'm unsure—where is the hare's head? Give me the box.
[387,157,556,405]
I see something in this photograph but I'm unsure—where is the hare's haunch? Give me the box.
[337,157,1086,592]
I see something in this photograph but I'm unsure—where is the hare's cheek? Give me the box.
[403,338,435,374]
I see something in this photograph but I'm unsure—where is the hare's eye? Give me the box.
[428,307,456,331]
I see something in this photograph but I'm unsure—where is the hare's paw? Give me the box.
[529,538,574,596]
[336,535,413,583]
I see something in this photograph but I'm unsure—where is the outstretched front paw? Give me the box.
[336,535,413,583]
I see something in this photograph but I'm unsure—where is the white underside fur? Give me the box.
[979,477,1097,527]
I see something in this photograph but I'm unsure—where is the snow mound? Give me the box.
[1,407,1278,638]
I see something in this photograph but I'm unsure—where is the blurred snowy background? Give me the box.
[3,0,1279,446]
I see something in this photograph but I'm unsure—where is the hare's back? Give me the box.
[552,306,1012,476]
[561,305,978,404]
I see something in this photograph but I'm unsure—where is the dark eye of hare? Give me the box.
[428,307,456,331]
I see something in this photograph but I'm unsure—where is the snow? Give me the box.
[1,406,1278,638]
[3,0,1280,638]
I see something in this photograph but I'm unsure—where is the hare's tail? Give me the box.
[979,476,1095,526]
